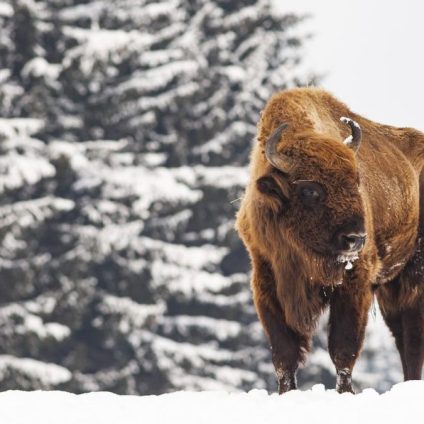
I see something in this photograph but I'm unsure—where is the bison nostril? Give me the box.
[344,235,358,246]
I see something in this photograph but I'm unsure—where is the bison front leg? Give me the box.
[251,253,309,393]
[328,285,372,393]
[259,305,309,393]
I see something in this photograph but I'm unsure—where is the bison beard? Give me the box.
[236,87,424,393]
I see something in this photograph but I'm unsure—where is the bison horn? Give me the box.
[265,123,293,172]
[340,117,362,152]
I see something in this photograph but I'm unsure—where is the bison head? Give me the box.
[257,118,367,275]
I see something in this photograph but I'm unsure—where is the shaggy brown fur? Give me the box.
[236,87,424,393]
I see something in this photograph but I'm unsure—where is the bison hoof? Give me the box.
[276,369,297,394]
[336,383,355,394]
[278,382,297,394]
[278,381,297,394]
[336,369,355,394]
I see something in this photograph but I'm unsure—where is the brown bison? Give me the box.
[236,87,424,393]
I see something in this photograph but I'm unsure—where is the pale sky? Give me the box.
[275,0,424,130]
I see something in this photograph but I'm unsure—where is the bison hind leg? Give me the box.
[401,303,424,380]
[377,273,424,381]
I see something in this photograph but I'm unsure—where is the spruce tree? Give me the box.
[10,0,39,78]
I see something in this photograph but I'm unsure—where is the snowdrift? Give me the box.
[1,381,423,424]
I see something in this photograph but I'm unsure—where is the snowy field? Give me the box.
[1,382,424,424]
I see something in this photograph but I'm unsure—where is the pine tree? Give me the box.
[10,0,39,78]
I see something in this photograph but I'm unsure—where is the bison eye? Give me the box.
[293,181,325,208]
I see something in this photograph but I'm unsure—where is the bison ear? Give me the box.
[256,174,289,209]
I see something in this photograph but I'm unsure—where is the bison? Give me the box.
[235,87,424,393]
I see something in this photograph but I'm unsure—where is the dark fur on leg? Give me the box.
[250,252,310,393]
[401,303,424,380]
[377,264,424,381]
[328,283,372,393]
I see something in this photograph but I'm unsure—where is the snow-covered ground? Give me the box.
[1,382,424,424]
